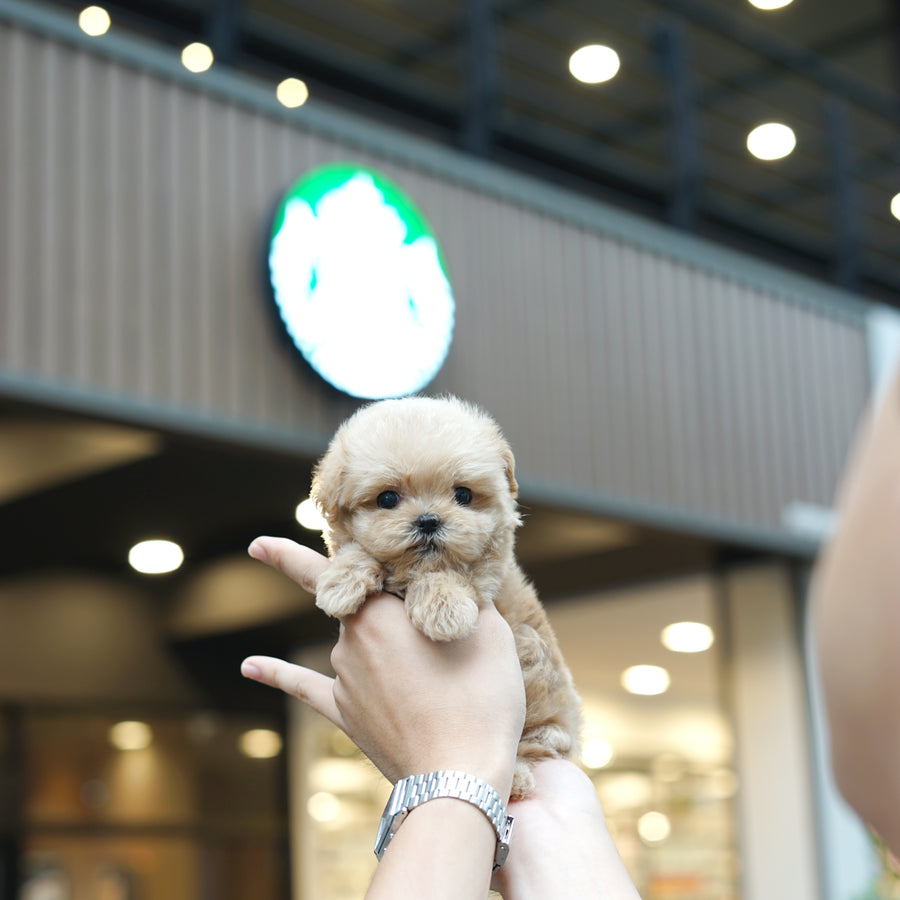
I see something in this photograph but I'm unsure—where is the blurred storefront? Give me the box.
[19,710,287,900]
[0,2,893,898]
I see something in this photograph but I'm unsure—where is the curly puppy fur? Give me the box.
[310,395,583,798]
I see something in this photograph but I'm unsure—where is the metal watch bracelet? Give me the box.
[373,770,515,871]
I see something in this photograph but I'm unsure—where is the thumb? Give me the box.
[242,655,345,732]
[247,537,328,595]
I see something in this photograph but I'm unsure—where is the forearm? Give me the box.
[814,369,900,847]
[496,819,640,900]
[367,799,497,900]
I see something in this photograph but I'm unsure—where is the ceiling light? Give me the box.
[296,498,326,531]
[890,193,900,221]
[747,122,796,160]
[748,0,793,8]
[78,6,110,36]
[581,738,613,769]
[568,45,620,84]
[181,42,213,74]
[637,810,671,844]
[307,791,340,823]
[661,622,714,653]
[277,77,309,109]
[239,728,283,759]
[621,665,670,696]
[128,539,184,574]
[109,721,153,751]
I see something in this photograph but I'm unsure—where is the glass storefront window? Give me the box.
[551,575,739,900]
[19,709,289,900]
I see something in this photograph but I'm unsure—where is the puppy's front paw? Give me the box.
[315,561,378,618]
[405,573,478,642]
[510,760,535,800]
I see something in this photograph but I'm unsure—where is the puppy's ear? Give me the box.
[502,443,519,498]
[310,437,347,523]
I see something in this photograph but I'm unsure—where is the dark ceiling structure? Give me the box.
[45,0,900,307]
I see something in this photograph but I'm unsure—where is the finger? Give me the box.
[247,537,329,594]
[241,655,344,730]
[476,602,517,645]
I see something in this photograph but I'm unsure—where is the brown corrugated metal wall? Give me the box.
[0,18,871,537]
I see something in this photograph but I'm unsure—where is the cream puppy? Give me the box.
[311,395,582,798]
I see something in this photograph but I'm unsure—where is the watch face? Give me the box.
[268,163,456,399]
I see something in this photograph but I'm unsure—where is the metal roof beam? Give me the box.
[584,16,894,156]
[826,99,863,290]
[208,0,243,67]
[387,0,544,70]
[653,20,701,230]
[463,0,500,156]
[649,0,900,121]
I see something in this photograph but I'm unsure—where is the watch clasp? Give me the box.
[493,815,515,871]
[374,806,409,860]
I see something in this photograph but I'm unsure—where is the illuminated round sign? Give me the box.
[268,163,455,399]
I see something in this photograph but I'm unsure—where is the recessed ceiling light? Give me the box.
[239,728,283,759]
[78,5,110,36]
[109,720,153,751]
[890,192,900,221]
[748,0,793,8]
[295,498,326,531]
[128,539,184,574]
[307,790,340,822]
[637,810,671,844]
[277,77,309,109]
[568,44,620,84]
[621,664,670,695]
[581,738,614,769]
[661,621,714,653]
[747,122,796,160]
[181,42,213,74]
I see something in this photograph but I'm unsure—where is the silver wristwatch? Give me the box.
[374,770,515,871]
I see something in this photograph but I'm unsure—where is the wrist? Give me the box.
[411,738,518,798]
[375,770,515,872]
[367,799,497,900]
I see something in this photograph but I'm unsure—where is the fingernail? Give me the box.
[248,540,268,564]
[241,661,261,679]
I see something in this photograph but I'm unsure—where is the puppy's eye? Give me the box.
[377,490,401,509]
[454,486,473,506]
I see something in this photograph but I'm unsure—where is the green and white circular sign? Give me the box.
[268,163,455,399]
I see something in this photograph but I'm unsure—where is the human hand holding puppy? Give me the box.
[242,537,525,795]
[242,538,640,900]
[243,537,524,899]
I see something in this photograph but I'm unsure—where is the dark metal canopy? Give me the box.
[45,0,900,307]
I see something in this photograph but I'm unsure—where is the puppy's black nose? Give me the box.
[414,513,441,535]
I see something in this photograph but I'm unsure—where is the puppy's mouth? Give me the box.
[417,539,444,556]
[410,532,444,556]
